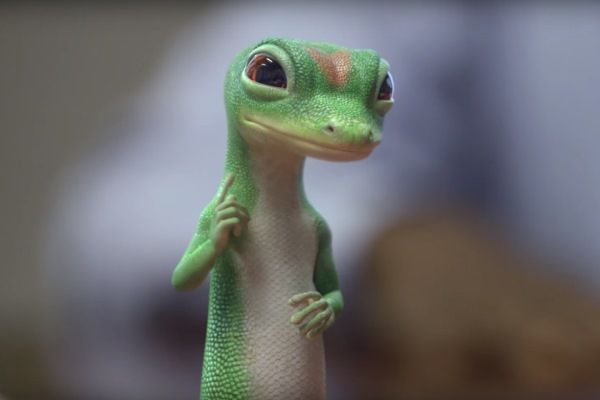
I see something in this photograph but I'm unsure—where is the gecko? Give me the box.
[171,37,394,400]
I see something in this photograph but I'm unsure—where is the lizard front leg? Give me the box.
[171,173,249,291]
[288,217,343,339]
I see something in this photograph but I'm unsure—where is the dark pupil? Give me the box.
[378,73,393,100]
[246,54,287,88]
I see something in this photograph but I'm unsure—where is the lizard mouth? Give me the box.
[240,115,377,161]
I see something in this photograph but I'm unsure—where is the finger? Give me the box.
[233,216,248,237]
[309,312,335,338]
[217,207,250,222]
[324,311,335,330]
[230,211,250,238]
[307,321,328,339]
[288,291,322,307]
[216,217,241,238]
[290,298,328,325]
[216,174,235,204]
[300,309,330,335]
[233,218,249,237]
[215,199,249,214]
[300,309,331,336]
[306,311,334,338]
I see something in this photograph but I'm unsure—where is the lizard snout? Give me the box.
[321,121,380,145]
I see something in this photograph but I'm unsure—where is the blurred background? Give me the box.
[1,2,600,399]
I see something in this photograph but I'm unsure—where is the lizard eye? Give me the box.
[245,54,287,89]
[377,72,394,101]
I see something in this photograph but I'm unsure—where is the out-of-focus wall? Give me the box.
[0,3,202,398]
[1,2,600,400]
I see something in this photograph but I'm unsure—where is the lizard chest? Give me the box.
[235,202,318,302]
[233,201,325,400]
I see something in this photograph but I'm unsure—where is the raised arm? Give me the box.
[171,174,249,291]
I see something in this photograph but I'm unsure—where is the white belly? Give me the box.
[236,200,325,400]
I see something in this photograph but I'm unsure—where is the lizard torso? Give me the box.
[239,146,323,399]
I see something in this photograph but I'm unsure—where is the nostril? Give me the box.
[324,124,335,134]
[367,130,374,142]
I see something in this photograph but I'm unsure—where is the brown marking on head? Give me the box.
[306,47,351,86]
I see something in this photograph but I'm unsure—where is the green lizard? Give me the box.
[171,37,393,400]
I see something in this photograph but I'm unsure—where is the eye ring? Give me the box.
[241,45,293,100]
[245,53,287,89]
[377,72,394,101]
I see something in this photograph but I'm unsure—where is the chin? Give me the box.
[299,142,376,162]
[239,118,378,162]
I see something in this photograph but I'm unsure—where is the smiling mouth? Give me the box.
[241,116,377,158]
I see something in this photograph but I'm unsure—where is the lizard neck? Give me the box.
[249,141,306,210]
[224,125,307,210]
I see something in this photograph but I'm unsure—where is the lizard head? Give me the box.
[224,37,394,161]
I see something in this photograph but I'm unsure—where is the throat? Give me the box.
[248,143,306,210]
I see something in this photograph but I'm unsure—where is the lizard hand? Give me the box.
[209,174,250,254]
[288,291,335,339]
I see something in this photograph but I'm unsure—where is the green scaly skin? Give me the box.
[171,37,393,399]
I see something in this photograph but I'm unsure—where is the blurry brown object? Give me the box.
[361,212,600,399]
